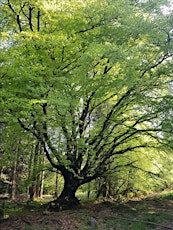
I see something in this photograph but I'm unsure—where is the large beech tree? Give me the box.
[1,0,173,208]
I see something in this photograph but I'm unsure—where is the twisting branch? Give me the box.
[17,15,22,32]
[29,6,34,31]
[20,3,28,18]
[89,88,133,147]
[103,59,112,74]
[37,9,40,31]
[98,144,148,173]
[20,4,35,31]
[17,117,59,170]
[7,0,15,13]
[79,91,95,137]
[140,52,172,78]
[7,0,22,32]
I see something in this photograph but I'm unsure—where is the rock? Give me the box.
[43,210,51,215]
[88,217,97,228]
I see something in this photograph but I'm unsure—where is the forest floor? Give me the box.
[0,192,173,230]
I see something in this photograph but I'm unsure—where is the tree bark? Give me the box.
[39,168,45,199]
[11,141,20,200]
[49,171,81,211]
[28,141,39,199]
[11,159,17,200]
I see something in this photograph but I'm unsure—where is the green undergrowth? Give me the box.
[1,191,173,229]
[101,212,170,230]
[152,190,173,200]
[78,191,173,230]
[0,199,46,218]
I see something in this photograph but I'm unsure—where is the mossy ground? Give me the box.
[0,192,173,229]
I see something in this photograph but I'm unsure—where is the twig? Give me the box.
[114,216,173,229]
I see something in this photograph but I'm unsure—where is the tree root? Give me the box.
[47,197,80,211]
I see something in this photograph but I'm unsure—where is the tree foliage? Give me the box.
[1,0,173,208]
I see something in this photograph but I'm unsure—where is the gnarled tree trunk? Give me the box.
[49,171,81,211]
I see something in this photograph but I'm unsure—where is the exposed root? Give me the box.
[47,197,80,211]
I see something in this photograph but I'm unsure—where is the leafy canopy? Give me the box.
[1,0,173,200]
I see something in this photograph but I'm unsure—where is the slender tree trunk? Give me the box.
[35,174,40,198]
[39,168,45,199]
[37,147,45,198]
[0,168,3,180]
[28,142,45,199]
[54,170,59,198]
[27,146,34,197]
[11,141,20,200]
[28,141,39,199]
[87,183,91,198]
[11,159,17,200]
[35,143,42,198]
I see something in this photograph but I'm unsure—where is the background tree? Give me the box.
[1,0,173,209]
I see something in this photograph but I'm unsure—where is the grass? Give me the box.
[98,200,171,230]
[78,191,173,230]
[153,190,173,200]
